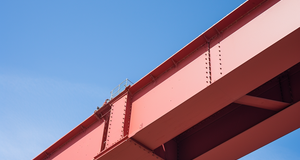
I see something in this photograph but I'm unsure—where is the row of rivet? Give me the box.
[218,42,223,75]
[121,96,127,137]
[106,104,113,147]
[129,140,161,159]
[105,95,128,148]
[205,42,212,84]
[206,41,223,84]
[125,94,132,135]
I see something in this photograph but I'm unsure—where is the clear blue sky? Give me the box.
[0,0,299,160]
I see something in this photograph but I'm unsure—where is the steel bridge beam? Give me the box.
[34,0,300,160]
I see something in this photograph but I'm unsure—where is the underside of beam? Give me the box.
[194,101,300,160]
[154,60,300,160]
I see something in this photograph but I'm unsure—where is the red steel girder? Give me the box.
[128,0,300,150]
[33,0,300,159]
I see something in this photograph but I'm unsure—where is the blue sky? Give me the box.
[0,0,299,159]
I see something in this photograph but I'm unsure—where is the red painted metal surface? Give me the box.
[105,94,128,149]
[129,45,209,140]
[35,119,105,160]
[129,0,300,150]
[33,0,300,159]
[33,106,109,160]
[47,120,105,160]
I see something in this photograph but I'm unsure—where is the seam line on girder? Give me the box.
[205,40,212,84]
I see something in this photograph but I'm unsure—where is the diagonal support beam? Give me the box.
[234,95,290,111]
